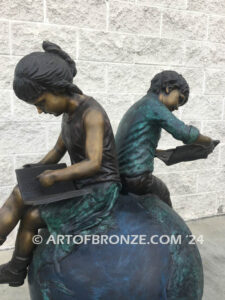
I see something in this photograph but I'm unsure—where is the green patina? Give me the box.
[115,92,199,176]
[30,182,120,299]
[139,195,203,299]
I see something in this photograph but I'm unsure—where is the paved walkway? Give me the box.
[188,215,225,300]
[0,215,224,299]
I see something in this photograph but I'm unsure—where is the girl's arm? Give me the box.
[38,110,104,187]
[24,133,67,168]
[38,133,67,164]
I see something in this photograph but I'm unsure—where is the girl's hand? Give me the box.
[23,163,42,168]
[37,170,56,187]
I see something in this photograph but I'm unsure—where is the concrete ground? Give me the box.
[188,215,225,300]
[0,215,224,300]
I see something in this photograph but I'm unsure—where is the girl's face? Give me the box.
[34,92,68,116]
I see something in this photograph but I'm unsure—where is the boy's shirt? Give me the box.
[115,92,199,177]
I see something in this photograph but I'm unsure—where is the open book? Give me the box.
[16,163,91,205]
[155,140,220,166]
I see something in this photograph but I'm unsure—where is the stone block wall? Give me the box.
[0,0,225,249]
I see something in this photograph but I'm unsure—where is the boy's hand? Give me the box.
[37,170,56,187]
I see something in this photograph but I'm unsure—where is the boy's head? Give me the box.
[147,70,189,111]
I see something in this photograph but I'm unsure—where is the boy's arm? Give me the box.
[24,133,67,167]
[152,101,202,144]
[193,133,212,146]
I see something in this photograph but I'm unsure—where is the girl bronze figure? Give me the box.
[0,41,120,286]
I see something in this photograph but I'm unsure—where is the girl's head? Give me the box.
[13,41,82,115]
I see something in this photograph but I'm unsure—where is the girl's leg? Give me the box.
[15,207,46,257]
[0,185,25,245]
[0,207,46,287]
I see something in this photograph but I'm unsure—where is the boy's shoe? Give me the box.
[0,236,6,246]
[0,254,31,287]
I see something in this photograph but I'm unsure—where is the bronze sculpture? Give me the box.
[0,45,218,300]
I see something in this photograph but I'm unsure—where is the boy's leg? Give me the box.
[0,186,25,245]
[121,172,172,207]
[0,207,46,286]
[148,174,172,207]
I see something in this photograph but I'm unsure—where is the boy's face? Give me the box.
[162,89,186,112]
[33,92,68,116]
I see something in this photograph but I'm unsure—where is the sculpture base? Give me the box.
[28,194,203,300]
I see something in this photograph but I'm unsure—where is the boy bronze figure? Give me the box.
[116,71,217,207]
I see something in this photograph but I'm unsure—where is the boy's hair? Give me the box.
[147,70,189,105]
[13,41,82,104]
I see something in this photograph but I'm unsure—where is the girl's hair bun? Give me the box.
[42,41,77,77]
